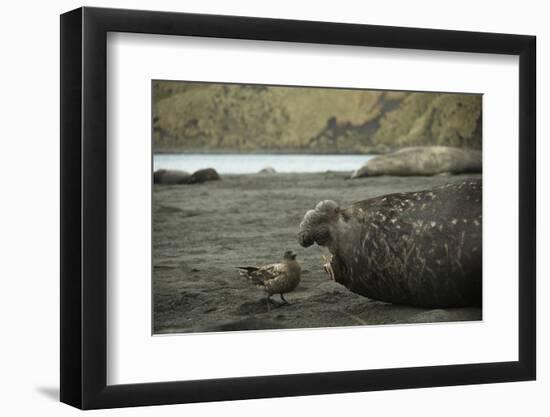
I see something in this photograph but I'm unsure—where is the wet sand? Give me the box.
[153,172,482,334]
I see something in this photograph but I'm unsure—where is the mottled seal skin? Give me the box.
[351,146,482,178]
[298,179,482,308]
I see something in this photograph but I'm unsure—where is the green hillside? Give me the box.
[153,81,482,153]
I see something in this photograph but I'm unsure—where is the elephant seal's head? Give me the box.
[297,200,340,249]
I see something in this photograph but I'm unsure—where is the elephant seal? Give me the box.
[298,179,482,308]
[154,168,221,185]
[187,168,221,184]
[351,146,482,178]
[258,166,277,174]
[153,169,191,185]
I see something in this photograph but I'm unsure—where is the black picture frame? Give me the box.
[60,6,536,410]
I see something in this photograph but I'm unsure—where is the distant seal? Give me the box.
[187,168,221,184]
[298,179,482,308]
[258,166,277,174]
[351,146,482,178]
[153,169,190,185]
[154,168,221,185]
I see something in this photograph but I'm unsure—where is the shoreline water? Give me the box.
[153,148,390,155]
[153,154,375,175]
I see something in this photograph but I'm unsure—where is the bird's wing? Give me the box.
[251,263,287,285]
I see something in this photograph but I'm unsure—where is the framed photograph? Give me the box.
[60,6,536,409]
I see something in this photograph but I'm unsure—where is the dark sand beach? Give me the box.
[153,172,482,334]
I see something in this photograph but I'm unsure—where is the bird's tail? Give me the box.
[236,267,265,287]
[236,266,259,273]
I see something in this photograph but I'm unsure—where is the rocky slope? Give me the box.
[153,81,482,153]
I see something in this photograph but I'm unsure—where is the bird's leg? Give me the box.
[265,295,272,312]
[280,294,289,305]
